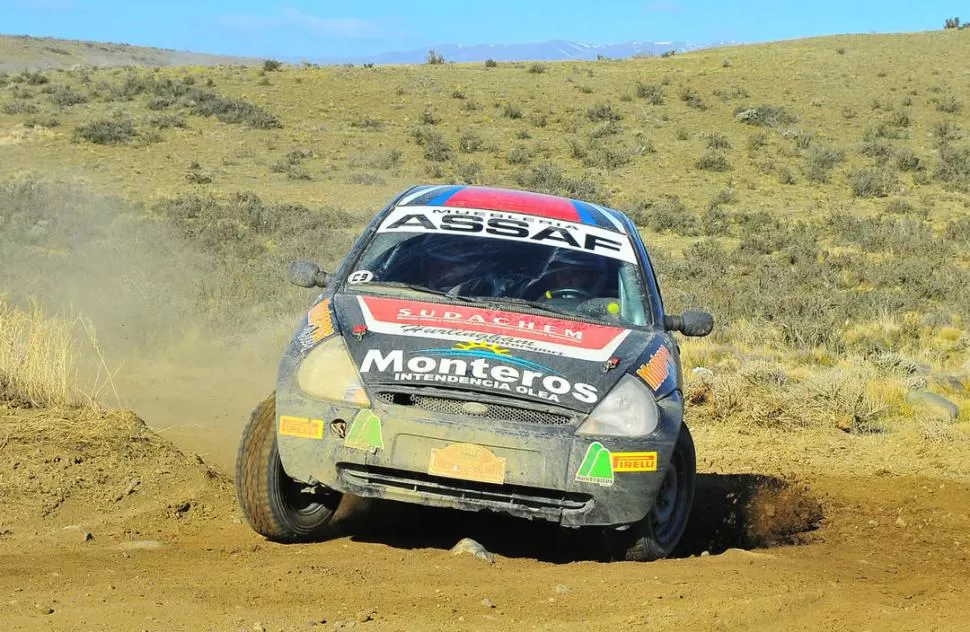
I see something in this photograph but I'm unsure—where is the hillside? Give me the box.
[1,28,968,442]
[0,34,259,73]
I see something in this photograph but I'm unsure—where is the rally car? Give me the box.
[235,184,714,561]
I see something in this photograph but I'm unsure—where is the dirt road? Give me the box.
[2,405,969,632]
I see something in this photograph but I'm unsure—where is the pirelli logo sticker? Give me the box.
[611,451,658,472]
[279,415,324,440]
[636,345,674,391]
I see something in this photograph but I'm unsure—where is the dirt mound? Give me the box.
[0,403,234,545]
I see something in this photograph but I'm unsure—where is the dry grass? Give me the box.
[0,295,115,410]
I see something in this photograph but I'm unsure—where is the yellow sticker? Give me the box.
[611,451,658,472]
[279,415,324,440]
[428,443,506,485]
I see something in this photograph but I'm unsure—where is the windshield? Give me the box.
[345,207,651,327]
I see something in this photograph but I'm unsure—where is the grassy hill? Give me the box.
[0,34,259,73]
[1,29,968,436]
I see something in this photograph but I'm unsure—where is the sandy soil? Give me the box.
[1,403,969,632]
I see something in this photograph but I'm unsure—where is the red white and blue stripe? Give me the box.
[399,185,627,234]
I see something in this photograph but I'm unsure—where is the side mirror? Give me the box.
[663,309,714,337]
[287,260,330,288]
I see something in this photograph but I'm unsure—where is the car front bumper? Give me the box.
[275,379,684,528]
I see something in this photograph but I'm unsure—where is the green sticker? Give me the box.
[345,409,384,452]
[575,442,614,487]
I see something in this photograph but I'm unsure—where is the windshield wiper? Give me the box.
[357,281,482,303]
[476,296,578,317]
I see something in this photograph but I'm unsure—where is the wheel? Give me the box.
[621,422,697,562]
[234,392,342,542]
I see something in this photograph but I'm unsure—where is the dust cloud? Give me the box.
[0,176,309,469]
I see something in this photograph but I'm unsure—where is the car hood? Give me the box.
[332,293,657,414]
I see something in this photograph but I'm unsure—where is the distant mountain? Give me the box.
[285,39,733,66]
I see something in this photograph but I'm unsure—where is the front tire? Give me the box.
[621,422,697,562]
[234,392,342,542]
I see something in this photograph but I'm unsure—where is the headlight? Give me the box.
[296,336,371,406]
[576,374,659,437]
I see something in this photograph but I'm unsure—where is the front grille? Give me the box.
[376,391,571,425]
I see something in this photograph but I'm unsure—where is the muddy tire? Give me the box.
[234,392,341,542]
[620,422,697,562]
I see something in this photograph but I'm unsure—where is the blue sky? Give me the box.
[0,0,963,60]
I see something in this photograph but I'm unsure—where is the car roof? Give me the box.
[391,184,633,235]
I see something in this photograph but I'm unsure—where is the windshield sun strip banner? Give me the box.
[356,296,631,362]
[376,206,637,263]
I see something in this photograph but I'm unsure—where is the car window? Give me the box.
[345,207,651,327]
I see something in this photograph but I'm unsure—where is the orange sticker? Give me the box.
[306,299,334,344]
[428,443,506,485]
[611,451,658,472]
[279,415,324,439]
[636,345,672,391]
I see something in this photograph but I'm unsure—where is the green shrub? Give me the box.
[695,150,731,172]
[586,102,622,122]
[502,103,523,119]
[734,105,797,126]
[636,82,665,104]
[894,148,922,172]
[705,132,731,150]
[48,85,87,107]
[1,101,38,115]
[848,168,898,197]
[484,59,498,68]
[680,88,707,110]
[73,116,136,144]
[458,130,484,153]
[804,145,846,183]
[262,59,283,72]
[527,63,547,74]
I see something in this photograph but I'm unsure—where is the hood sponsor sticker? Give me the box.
[357,296,629,362]
[359,342,599,404]
[376,206,637,263]
[636,344,675,392]
[298,298,335,352]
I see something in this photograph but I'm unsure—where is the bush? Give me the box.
[262,59,283,72]
[679,88,707,110]
[734,105,797,127]
[527,63,547,74]
[419,107,441,125]
[427,49,445,65]
[935,144,970,190]
[586,103,622,122]
[934,95,962,114]
[148,113,187,129]
[894,148,922,172]
[48,85,87,107]
[705,132,731,150]
[636,82,664,104]
[484,59,497,68]
[412,127,453,162]
[73,117,137,145]
[848,168,898,197]
[502,103,523,119]
[2,101,38,115]
[458,130,484,153]
[695,150,731,172]
[804,144,846,182]
[184,89,282,129]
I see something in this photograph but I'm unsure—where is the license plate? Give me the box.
[428,443,506,485]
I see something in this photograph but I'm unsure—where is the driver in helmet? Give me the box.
[418,236,479,293]
[533,249,609,301]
